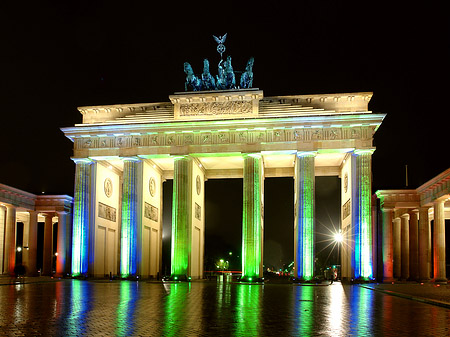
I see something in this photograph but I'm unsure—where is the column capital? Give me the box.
[353,148,375,156]
[71,157,93,164]
[120,156,141,162]
[56,211,68,216]
[381,207,394,213]
[296,151,317,158]
[401,213,410,220]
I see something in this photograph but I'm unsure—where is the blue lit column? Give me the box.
[241,153,264,282]
[352,149,374,280]
[71,158,93,276]
[120,157,142,278]
[294,151,316,281]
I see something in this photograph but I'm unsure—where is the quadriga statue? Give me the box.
[201,59,216,91]
[240,57,254,89]
[224,56,236,89]
[216,59,226,90]
[184,62,201,91]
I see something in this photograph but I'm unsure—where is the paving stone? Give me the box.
[0,280,449,336]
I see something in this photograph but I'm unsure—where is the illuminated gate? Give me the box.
[62,89,384,281]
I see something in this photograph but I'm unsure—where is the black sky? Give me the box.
[2,2,449,268]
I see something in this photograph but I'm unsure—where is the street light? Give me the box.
[333,230,343,281]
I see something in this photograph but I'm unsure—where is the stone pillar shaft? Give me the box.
[294,152,315,280]
[393,217,401,279]
[418,207,430,281]
[400,214,409,280]
[381,208,394,281]
[409,210,419,281]
[4,206,16,275]
[43,213,53,275]
[27,211,39,276]
[171,156,192,280]
[120,158,141,277]
[72,159,92,276]
[433,200,446,282]
[242,153,264,281]
[353,150,373,279]
[56,211,67,277]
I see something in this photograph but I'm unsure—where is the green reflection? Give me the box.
[116,281,137,336]
[163,283,192,336]
[68,280,91,334]
[294,286,314,335]
[235,284,262,336]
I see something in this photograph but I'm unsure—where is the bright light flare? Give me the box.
[334,232,343,243]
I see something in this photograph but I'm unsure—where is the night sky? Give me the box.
[2,2,449,270]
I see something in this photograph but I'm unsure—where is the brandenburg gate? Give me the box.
[62,88,385,281]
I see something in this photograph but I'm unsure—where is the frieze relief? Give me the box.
[74,125,377,150]
[180,100,252,116]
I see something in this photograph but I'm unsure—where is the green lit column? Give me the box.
[352,149,374,280]
[170,156,193,281]
[241,153,264,282]
[294,152,316,281]
[120,157,142,278]
[71,158,93,277]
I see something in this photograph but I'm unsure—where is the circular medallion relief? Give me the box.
[104,178,113,198]
[196,175,201,195]
[149,177,156,197]
[344,173,348,193]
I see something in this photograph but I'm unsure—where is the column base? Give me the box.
[382,277,395,283]
[165,274,191,282]
[419,278,431,283]
[239,276,264,283]
[433,278,448,284]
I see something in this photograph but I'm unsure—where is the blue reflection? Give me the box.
[348,286,374,336]
[116,281,139,336]
[67,280,92,334]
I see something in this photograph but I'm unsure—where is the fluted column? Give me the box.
[294,152,315,281]
[42,213,53,275]
[171,156,193,280]
[433,199,447,282]
[27,211,39,276]
[400,214,409,280]
[409,210,419,281]
[418,207,430,281]
[72,158,93,276]
[381,208,394,282]
[393,217,401,279]
[55,211,68,277]
[120,157,142,278]
[242,153,264,282]
[353,149,374,279]
[4,205,16,275]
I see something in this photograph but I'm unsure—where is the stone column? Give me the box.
[400,214,409,280]
[393,217,401,279]
[171,156,193,281]
[4,205,16,275]
[26,211,39,276]
[353,149,374,279]
[418,207,430,281]
[55,211,67,277]
[409,210,419,281]
[242,153,264,282]
[72,158,93,276]
[433,199,447,282]
[120,157,142,278]
[381,208,394,282]
[42,213,53,275]
[294,152,315,281]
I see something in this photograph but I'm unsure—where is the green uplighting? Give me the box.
[295,152,315,280]
[170,156,192,280]
[241,153,263,282]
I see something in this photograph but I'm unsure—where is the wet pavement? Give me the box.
[0,279,449,336]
